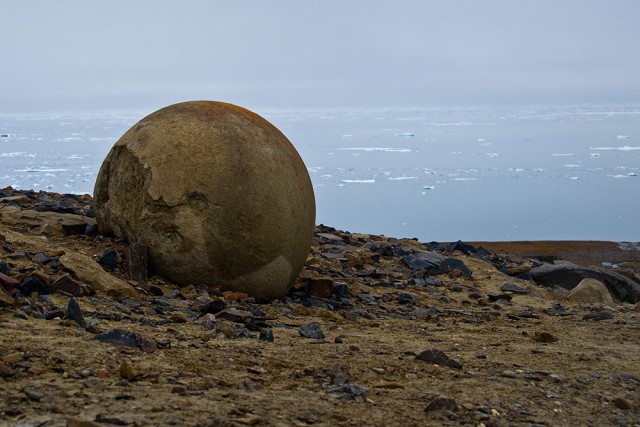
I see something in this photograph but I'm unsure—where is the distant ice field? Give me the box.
[1,105,638,241]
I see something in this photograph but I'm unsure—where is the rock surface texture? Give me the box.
[93,101,315,299]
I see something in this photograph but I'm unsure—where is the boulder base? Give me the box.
[566,278,615,305]
[94,101,315,299]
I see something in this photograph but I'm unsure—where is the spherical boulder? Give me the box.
[93,101,315,299]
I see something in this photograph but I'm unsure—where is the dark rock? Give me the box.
[33,253,50,264]
[196,313,217,330]
[403,252,446,273]
[147,285,164,296]
[583,311,614,321]
[19,276,49,296]
[94,328,157,352]
[308,277,333,298]
[487,292,512,302]
[0,272,20,290]
[415,349,462,370]
[259,329,274,342]
[98,250,118,272]
[85,223,98,237]
[424,396,457,413]
[125,243,148,281]
[49,274,91,297]
[0,260,10,275]
[33,201,76,214]
[534,332,559,343]
[329,384,367,401]
[397,293,418,305]
[216,308,253,323]
[66,298,86,327]
[61,221,90,236]
[332,282,349,299]
[501,283,529,294]
[529,261,640,303]
[200,299,227,314]
[299,322,324,339]
[612,397,634,410]
[440,258,472,278]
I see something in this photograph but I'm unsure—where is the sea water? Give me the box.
[1,105,638,242]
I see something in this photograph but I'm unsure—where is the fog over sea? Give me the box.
[1,105,639,242]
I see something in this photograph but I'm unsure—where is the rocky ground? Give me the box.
[1,188,639,427]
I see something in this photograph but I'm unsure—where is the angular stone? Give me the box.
[49,273,92,297]
[309,277,333,298]
[501,283,530,294]
[125,243,148,281]
[0,272,20,290]
[93,101,315,300]
[299,322,324,339]
[440,258,472,278]
[0,286,15,307]
[567,278,615,305]
[66,298,86,327]
[59,251,138,297]
[415,349,462,370]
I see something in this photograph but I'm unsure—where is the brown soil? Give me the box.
[1,194,639,426]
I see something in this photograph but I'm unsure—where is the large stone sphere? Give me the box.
[93,101,315,299]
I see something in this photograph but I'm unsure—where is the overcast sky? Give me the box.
[1,0,639,113]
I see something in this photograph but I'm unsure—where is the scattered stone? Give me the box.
[299,322,325,339]
[66,418,102,427]
[500,283,529,294]
[440,258,472,278]
[216,319,250,339]
[49,273,91,297]
[258,329,274,342]
[196,313,217,331]
[60,251,138,297]
[329,384,367,401]
[94,329,157,352]
[98,250,118,271]
[125,243,149,281]
[567,278,615,305]
[332,282,350,299]
[201,298,226,315]
[583,311,615,321]
[66,298,86,327]
[534,332,559,343]
[309,277,334,298]
[0,259,10,275]
[612,397,634,410]
[19,276,48,296]
[424,396,457,413]
[216,308,253,323]
[0,362,13,377]
[0,286,15,306]
[415,349,462,370]
[118,360,143,381]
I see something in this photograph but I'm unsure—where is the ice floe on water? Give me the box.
[1,152,36,158]
[590,146,640,151]
[340,179,376,184]
[616,135,630,139]
[388,176,418,181]
[338,147,411,153]
[552,153,574,157]
[395,132,415,137]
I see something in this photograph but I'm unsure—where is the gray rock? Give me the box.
[299,322,324,339]
[529,261,640,303]
[415,349,462,370]
[94,101,315,300]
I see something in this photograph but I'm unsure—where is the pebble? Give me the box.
[258,329,274,342]
[299,322,325,339]
[501,283,530,294]
[612,397,634,410]
[66,298,86,327]
[415,349,462,370]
